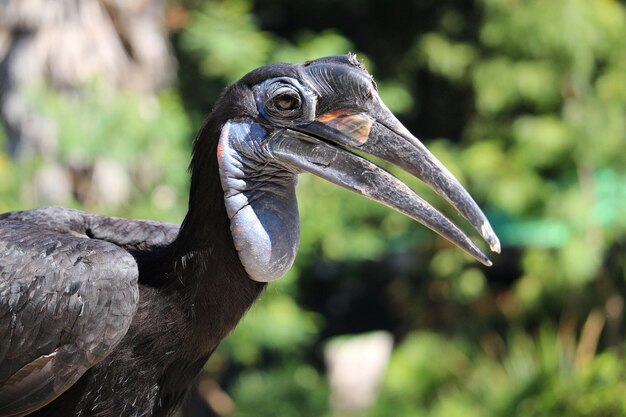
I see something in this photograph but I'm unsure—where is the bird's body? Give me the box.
[0,200,261,416]
[0,110,265,416]
[0,55,499,417]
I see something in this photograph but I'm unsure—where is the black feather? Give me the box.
[0,98,266,416]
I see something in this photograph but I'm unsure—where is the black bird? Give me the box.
[0,55,500,417]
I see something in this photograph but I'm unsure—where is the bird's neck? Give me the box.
[144,114,266,350]
[217,120,300,282]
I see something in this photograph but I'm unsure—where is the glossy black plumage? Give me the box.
[0,207,183,416]
[0,88,265,416]
[0,54,498,417]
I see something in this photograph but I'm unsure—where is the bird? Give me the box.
[0,54,500,417]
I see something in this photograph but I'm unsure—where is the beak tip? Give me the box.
[490,240,501,254]
[480,221,501,254]
[463,238,495,267]
[473,250,493,267]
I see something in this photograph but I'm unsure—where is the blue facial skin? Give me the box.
[218,120,300,282]
[253,77,318,127]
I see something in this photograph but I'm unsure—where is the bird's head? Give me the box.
[207,54,500,282]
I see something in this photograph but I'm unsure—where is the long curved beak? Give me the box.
[265,104,500,266]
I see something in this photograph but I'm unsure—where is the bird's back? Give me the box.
[0,206,179,416]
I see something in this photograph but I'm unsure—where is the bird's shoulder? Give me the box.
[0,206,165,415]
[0,205,180,250]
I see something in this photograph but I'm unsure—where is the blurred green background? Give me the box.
[1,0,625,416]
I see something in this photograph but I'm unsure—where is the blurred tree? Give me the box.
[0,0,174,157]
[0,0,178,214]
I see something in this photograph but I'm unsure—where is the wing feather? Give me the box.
[0,206,180,250]
[0,206,169,416]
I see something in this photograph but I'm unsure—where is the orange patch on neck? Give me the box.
[217,142,225,162]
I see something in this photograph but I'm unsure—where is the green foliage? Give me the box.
[221,289,321,365]
[181,1,355,83]
[371,329,626,417]
[33,84,189,180]
[182,0,275,83]
[2,0,625,415]
[231,363,329,417]
[0,127,26,212]
[417,34,476,82]
[407,0,626,293]
[25,82,192,222]
[371,0,626,412]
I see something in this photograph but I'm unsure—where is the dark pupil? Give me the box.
[276,94,299,111]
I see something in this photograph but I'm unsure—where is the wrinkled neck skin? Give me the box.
[218,120,300,282]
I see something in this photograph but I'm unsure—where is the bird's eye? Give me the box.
[255,79,311,122]
[273,92,301,112]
